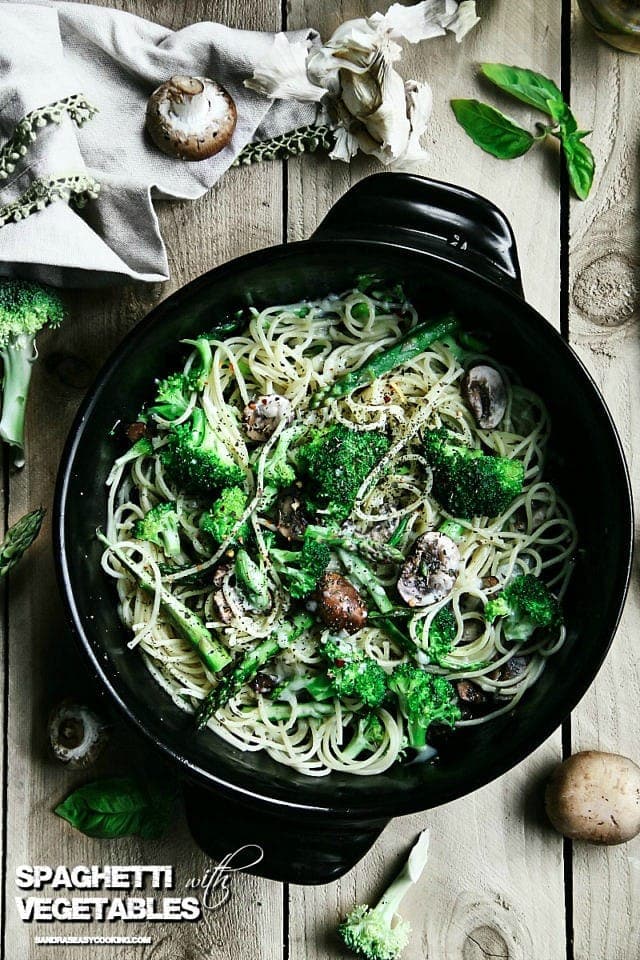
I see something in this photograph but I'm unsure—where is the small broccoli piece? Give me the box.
[484,573,562,641]
[134,502,181,558]
[114,436,153,470]
[389,663,460,749]
[297,424,391,522]
[339,830,430,960]
[268,531,331,599]
[182,336,213,391]
[272,671,335,703]
[262,426,299,490]
[148,372,194,421]
[161,408,244,494]
[342,713,385,761]
[427,605,457,666]
[0,280,65,465]
[199,486,249,546]
[253,701,334,723]
[423,427,524,519]
[234,548,271,612]
[323,638,389,709]
[437,518,468,542]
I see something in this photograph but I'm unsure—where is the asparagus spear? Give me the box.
[0,507,44,577]
[306,525,405,565]
[98,534,232,675]
[195,613,314,730]
[337,548,419,657]
[309,313,459,409]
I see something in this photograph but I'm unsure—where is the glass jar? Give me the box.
[577,0,640,52]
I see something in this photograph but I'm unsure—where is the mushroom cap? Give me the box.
[316,571,368,634]
[48,699,108,768]
[146,75,237,161]
[397,531,460,607]
[545,750,640,844]
[461,364,507,430]
[242,394,293,441]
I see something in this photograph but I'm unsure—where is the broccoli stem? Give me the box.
[0,336,36,466]
[374,830,431,924]
[337,549,418,657]
[309,314,459,408]
[234,548,271,611]
[306,525,405,564]
[438,519,467,542]
[195,613,314,730]
[98,535,232,675]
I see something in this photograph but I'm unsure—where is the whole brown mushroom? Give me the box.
[545,750,640,844]
[146,75,237,161]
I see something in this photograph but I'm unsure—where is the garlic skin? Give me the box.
[245,0,479,166]
[48,700,109,769]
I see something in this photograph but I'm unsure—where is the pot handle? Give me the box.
[182,780,387,885]
[312,173,524,299]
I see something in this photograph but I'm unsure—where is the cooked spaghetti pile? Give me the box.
[101,278,576,776]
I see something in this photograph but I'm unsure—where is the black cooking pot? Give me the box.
[54,174,633,885]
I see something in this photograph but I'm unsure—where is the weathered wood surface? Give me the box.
[1,0,637,958]
[569,5,640,960]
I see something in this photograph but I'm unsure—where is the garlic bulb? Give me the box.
[245,0,479,166]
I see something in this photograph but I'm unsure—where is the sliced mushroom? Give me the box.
[490,654,529,684]
[48,700,108,768]
[456,679,487,705]
[397,532,460,607]
[276,491,308,542]
[146,75,237,161]
[461,364,507,430]
[316,572,368,634]
[212,562,234,623]
[243,394,293,441]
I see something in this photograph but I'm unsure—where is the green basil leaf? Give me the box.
[480,63,564,116]
[55,777,175,840]
[561,132,595,200]
[451,99,535,159]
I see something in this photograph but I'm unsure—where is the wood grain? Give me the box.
[1,2,284,959]
[286,2,566,958]
[569,5,640,959]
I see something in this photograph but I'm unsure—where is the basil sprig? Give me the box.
[451,63,595,200]
[55,777,175,840]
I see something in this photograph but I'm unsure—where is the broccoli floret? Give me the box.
[268,531,331,598]
[200,486,249,546]
[427,605,457,666]
[0,280,65,465]
[342,713,385,760]
[297,424,390,522]
[114,436,153,470]
[339,830,430,960]
[484,573,562,641]
[389,663,460,749]
[234,548,271,612]
[271,671,335,703]
[423,427,524,519]
[262,427,298,490]
[134,502,181,557]
[148,373,194,421]
[182,336,213,391]
[161,408,244,494]
[323,638,389,709]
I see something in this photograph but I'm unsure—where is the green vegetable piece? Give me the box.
[195,613,314,729]
[134,502,181,558]
[324,638,389,709]
[297,424,391,523]
[182,335,213,391]
[0,507,44,577]
[389,663,461,750]
[254,700,334,723]
[305,524,405,565]
[55,777,175,840]
[451,99,535,159]
[339,829,430,960]
[437,519,467,542]
[480,63,564,115]
[148,372,193,421]
[161,407,244,494]
[200,486,249,546]
[268,531,331,598]
[114,436,153,470]
[234,548,271,611]
[484,572,562,641]
[309,314,459,408]
[0,280,64,466]
[561,130,595,201]
[427,606,457,666]
[98,534,232,674]
[423,427,524,519]
[342,713,385,761]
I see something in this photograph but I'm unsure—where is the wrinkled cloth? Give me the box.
[0,1,318,286]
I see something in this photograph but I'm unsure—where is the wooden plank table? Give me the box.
[1,1,638,958]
